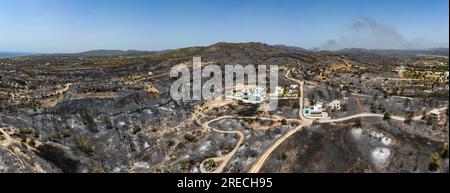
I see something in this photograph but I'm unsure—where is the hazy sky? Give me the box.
[0,0,448,53]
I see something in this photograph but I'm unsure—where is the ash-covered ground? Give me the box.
[0,43,448,173]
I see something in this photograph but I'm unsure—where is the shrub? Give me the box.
[46,129,71,142]
[204,159,216,170]
[132,124,142,134]
[91,167,105,173]
[166,139,175,147]
[428,152,441,171]
[46,131,62,142]
[28,138,36,147]
[354,117,362,127]
[74,135,94,155]
[184,132,196,142]
[104,116,114,130]
[279,152,288,160]
[61,129,71,138]
[441,143,449,159]
[404,112,414,124]
[79,110,97,131]
[383,112,391,120]
[180,160,190,171]
[19,128,35,135]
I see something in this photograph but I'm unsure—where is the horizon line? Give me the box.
[1,42,449,55]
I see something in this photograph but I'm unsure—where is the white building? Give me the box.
[289,84,299,90]
[226,87,266,104]
[270,86,284,97]
[395,65,407,78]
[430,109,442,121]
[246,87,265,102]
[328,100,341,110]
[303,102,324,119]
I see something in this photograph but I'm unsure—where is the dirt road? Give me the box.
[248,125,303,173]
[317,107,448,124]
[199,115,300,173]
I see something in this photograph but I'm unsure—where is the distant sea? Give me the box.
[0,52,33,58]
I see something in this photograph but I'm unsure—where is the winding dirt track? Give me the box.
[0,128,14,148]
[199,115,300,173]
[199,116,244,173]
[0,127,32,160]
[318,107,448,124]
[199,128,244,173]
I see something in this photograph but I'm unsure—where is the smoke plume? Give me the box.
[322,17,437,50]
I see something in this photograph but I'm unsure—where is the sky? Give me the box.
[0,0,448,53]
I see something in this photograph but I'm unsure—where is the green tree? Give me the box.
[180,160,191,171]
[429,152,441,171]
[441,143,449,159]
[383,112,391,120]
[74,135,94,155]
[104,116,113,130]
[91,167,105,173]
[355,117,362,127]
[404,98,411,107]
[79,110,97,132]
[279,152,288,160]
[370,103,376,113]
[404,112,414,124]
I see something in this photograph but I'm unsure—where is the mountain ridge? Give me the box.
[4,42,449,58]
